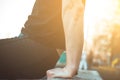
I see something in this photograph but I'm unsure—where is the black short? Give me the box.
[0,37,59,79]
[22,0,65,49]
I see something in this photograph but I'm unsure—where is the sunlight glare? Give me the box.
[0,0,35,39]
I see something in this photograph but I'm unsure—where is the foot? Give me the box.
[46,66,77,79]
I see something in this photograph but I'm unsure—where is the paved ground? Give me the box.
[42,69,102,80]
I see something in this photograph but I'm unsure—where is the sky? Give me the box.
[0,0,35,39]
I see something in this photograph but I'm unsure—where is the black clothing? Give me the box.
[0,0,65,79]
[22,0,65,49]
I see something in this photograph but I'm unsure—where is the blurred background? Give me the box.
[83,0,120,68]
[0,0,35,39]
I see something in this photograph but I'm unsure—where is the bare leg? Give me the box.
[47,0,84,79]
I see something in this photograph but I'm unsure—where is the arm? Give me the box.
[62,0,84,73]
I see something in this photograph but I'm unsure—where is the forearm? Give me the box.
[62,0,84,70]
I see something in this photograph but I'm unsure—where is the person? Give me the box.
[0,0,84,79]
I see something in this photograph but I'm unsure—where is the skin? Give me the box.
[56,49,64,56]
[47,0,84,79]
